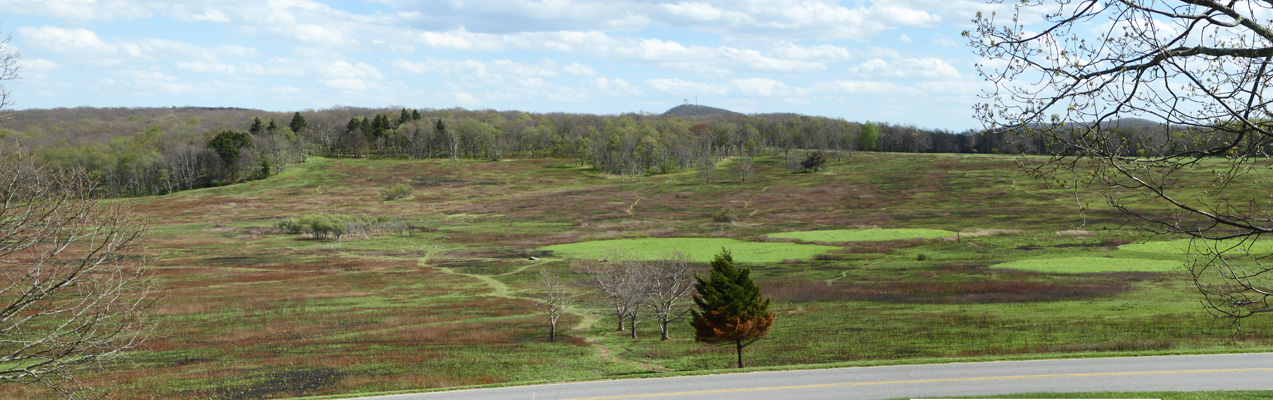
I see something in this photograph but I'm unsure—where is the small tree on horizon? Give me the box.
[691,249,774,368]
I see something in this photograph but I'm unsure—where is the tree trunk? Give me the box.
[629,314,637,339]
[549,321,556,342]
[659,319,670,341]
[736,338,744,368]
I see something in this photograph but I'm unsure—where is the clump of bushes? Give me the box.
[712,209,738,224]
[275,213,431,241]
[380,183,413,201]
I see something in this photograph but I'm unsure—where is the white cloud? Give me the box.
[324,78,372,91]
[933,36,959,47]
[591,77,641,95]
[899,34,913,43]
[316,61,383,80]
[852,57,962,79]
[917,80,987,96]
[815,80,911,96]
[563,63,597,76]
[393,58,556,81]
[19,26,108,56]
[177,61,238,75]
[454,92,479,105]
[647,78,727,96]
[729,78,792,97]
[767,42,852,62]
[659,61,733,76]
[19,26,254,66]
[0,0,150,21]
[21,58,60,73]
[660,2,723,20]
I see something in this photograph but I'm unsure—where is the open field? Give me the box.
[538,237,839,263]
[15,153,1273,399]
[990,257,1183,274]
[766,228,955,243]
[1121,238,1273,257]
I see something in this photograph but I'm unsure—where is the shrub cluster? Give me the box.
[275,214,431,241]
[712,209,738,224]
[380,184,413,201]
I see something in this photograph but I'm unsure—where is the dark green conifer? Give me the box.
[289,112,308,133]
[690,249,774,368]
[248,116,265,135]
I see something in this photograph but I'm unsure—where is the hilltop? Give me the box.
[661,104,743,117]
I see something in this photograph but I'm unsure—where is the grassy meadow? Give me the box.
[21,152,1273,399]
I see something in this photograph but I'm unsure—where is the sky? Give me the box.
[0,0,1009,130]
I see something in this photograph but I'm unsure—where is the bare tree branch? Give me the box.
[0,142,155,397]
[970,0,1273,326]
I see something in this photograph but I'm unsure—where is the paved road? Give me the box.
[347,353,1273,400]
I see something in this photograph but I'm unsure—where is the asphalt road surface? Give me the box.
[347,353,1273,400]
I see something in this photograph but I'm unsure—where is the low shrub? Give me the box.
[712,209,738,224]
[275,218,302,234]
[380,183,413,201]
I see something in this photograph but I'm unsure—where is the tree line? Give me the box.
[1,106,1204,198]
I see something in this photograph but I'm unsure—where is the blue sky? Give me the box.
[0,0,1009,130]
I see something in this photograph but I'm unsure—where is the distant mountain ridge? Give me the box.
[662,104,743,117]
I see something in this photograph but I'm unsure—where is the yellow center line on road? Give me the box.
[569,368,1273,400]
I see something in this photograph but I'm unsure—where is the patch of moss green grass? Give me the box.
[1121,238,1273,257]
[991,257,1183,273]
[766,228,956,242]
[929,390,1273,399]
[539,237,839,263]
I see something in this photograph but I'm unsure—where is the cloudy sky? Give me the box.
[1,0,1004,130]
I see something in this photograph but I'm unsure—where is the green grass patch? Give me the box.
[1120,238,1273,257]
[991,257,1181,273]
[766,229,955,243]
[539,238,839,264]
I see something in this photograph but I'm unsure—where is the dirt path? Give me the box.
[626,186,650,216]
[422,251,668,373]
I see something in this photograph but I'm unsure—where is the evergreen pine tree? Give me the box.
[690,249,774,368]
[266,119,279,134]
[399,108,412,124]
[248,116,265,135]
[347,117,362,133]
[372,114,388,138]
[289,112,308,133]
[412,109,422,120]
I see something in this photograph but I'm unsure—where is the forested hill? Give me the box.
[0,105,1197,199]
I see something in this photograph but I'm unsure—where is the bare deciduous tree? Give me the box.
[574,256,647,336]
[0,32,16,116]
[970,0,1273,328]
[536,267,574,342]
[642,253,696,341]
[575,251,696,340]
[0,143,154,396]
